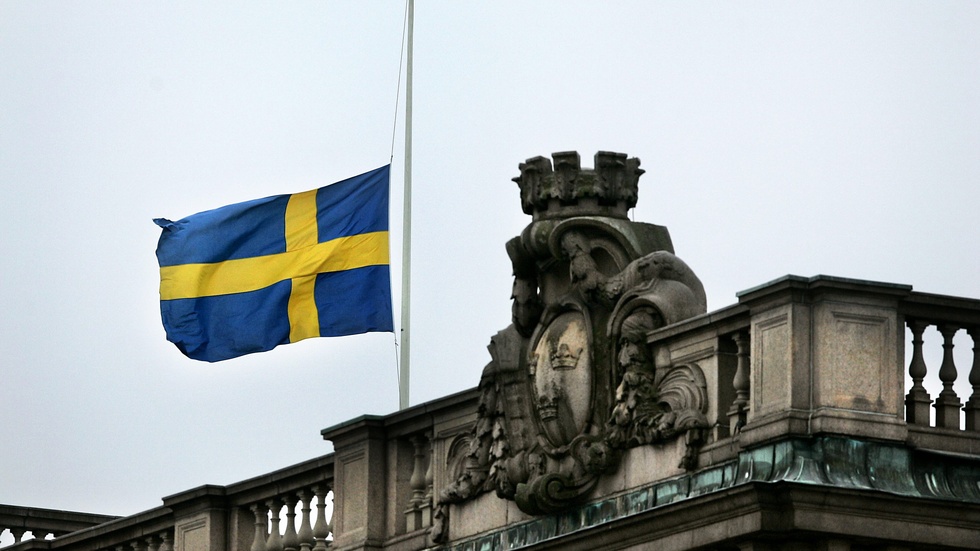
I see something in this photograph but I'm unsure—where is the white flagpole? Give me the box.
[399,0,414,410]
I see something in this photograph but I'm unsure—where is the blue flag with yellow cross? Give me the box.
[154,165,393,362]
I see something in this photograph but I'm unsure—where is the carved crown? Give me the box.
[550,342,582,370]
[513,151,644,220]
[536,393,560,421]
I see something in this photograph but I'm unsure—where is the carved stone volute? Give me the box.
[431,151,709,543]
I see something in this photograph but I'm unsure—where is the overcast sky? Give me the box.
[2,1,978,524]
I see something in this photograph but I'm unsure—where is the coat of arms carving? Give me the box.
[431,151,709,543]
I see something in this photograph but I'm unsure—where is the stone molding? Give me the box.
[430,435,980,551]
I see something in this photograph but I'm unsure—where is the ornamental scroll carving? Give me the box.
[431,152,709,544]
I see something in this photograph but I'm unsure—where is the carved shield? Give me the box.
[529,304,593,449]
[433,152,712,526]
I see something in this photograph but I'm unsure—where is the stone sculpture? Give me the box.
[431,151,709,543]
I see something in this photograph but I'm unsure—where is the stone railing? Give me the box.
[1,392,478,551]
[317,390,479,550]
[429,275,980,549]
[0,507,120,546]
[164,453,335,551]
[900,291,980,452]
[1,504,173,551]
[647,276,980,462]
[5,276,980,551]
[644,302,751,444]
[0,454,335,551]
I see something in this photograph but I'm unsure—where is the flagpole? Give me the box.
[399,0,414,411]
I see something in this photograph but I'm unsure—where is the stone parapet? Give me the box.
[319,389,479,551]
[0,505,173,551]
[0,506,120,546]
[5,275,980,551]
[734,275,913,447]
[6,150,980,550]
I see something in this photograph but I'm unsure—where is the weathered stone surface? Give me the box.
[735,275,912,447]
[434,436,980,551]
[11,154,980,551]
[431,152,709,542]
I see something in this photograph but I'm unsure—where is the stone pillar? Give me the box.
[321,416,388,550]
[736,276,911,447]
[404,434,427,532]
[904,319,932,425]
[934,324,963,429]
[965,327,980,431]
[162,485,228,551]
[726,330,751,435]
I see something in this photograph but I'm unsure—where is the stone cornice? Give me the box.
[432,435,980,550]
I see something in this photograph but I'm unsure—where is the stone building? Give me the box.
[3,152,980,550]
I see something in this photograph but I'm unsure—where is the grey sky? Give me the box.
[1,1,978,524]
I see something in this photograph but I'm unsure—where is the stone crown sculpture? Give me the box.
[514,151,644,220]
[431,151,708,544]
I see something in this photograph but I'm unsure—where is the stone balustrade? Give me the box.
[901,291,980,432]
[241,485,332,551]
[4,276,980,551]
[1,504,172,551]
[644,301,751,444]
[647,276,980,462]
[318,391,477,550]
[1,455,334,551]
[0,506,120,546]
[196,453,335,551]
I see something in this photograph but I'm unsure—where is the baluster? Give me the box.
[934,325,962,429]
[325,493,334,547]
[728,330,750,433]
[905,320,932,425]
[404,435,427,531]
[297,490,314,551]
[131,537,148,551]
[9,528,26,543]
[146,534,161,551]
[424,437,435,500]
[159,531,174,551]
[966,327,980,431]
[266,498,284,551]
[420,435,434,528]
[250,503,268,551]
[282,494,299,551]
[410,436,427,508]
[312,485,329,551]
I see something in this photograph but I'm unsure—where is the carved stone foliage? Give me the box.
[431,152,709,543]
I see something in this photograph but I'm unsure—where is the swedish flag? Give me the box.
[154,165,393,362]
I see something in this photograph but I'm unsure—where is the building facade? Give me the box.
[4,152,980,551]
